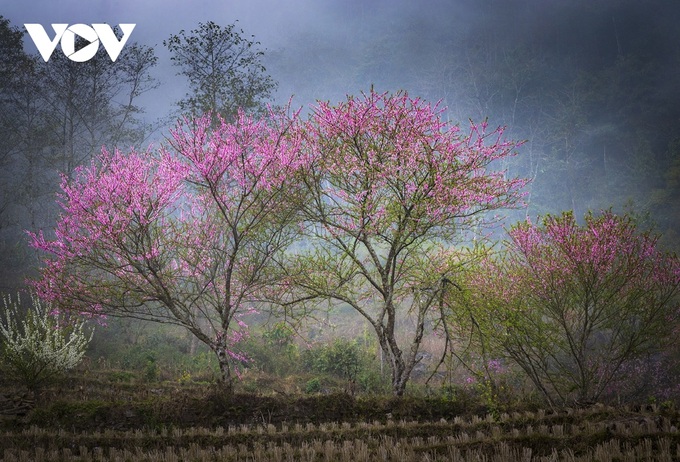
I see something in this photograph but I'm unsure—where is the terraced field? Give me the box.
[2,403,679,461]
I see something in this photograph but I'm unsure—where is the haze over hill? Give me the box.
[2,0,680,279]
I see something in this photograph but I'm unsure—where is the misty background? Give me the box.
[2,0,680,290]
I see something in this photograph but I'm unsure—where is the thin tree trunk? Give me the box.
[213,341,234,394]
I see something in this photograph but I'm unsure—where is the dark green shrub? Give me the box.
[143,356,159,382]
[305,377,322,394]
[357,368,388,394]
[302,338,362,381]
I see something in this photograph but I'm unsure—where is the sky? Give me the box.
[3,1,439,127]
[3,0,680,216]
[3,0,338,120]
[3,0,680,288]
[2,0,614,117]
[5,0,677,119]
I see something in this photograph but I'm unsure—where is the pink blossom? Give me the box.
[464,210,680,404]
[28,107,308,386]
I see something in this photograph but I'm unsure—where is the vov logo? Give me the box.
[24,24,136,62]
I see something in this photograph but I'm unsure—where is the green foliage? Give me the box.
[88,320,220,383]
[0,292,93,390]
[451,211,680,407]
[177,370,193,385]
[476,378,502,419]
[107,370,135,383]
[302,338,362,381]
[356,368,389,395]
[239,324,301,376]
[262,322,298,363]
[143,356,159,383]
[305,377,322,394]
[262,322,295,347]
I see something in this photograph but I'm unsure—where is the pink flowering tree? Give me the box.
[29,109,306,391]
[453,211,680,407]
[278,90,526,396]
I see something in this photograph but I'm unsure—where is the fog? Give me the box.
[2,0,680,286]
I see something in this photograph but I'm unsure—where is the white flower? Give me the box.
[0,292,93,389]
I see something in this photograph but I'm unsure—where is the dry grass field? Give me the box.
[1,376,679,461]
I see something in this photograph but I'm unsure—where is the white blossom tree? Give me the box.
[0,292,93,390]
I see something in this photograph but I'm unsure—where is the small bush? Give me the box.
[302,338,362,381]
[0,292,93,390]
[305,377,322,394]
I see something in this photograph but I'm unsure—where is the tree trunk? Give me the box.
[212,341,234,395]
[378,332,419,397]
[376,298,427,396]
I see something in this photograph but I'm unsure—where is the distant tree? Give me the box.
[278,90,526,396]
[39,36,159,178]
[0,16,33,169]
[0,18,159,290]
[303,338,363,383]
[650,139,680,251]
[29,109,306,392]
[453,211,680,407]
[0,17,55,288]
[164,21,277,123]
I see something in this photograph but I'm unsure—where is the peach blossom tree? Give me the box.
[29,109,306,391]
[279,90,527,396]
[452,211,680,406]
